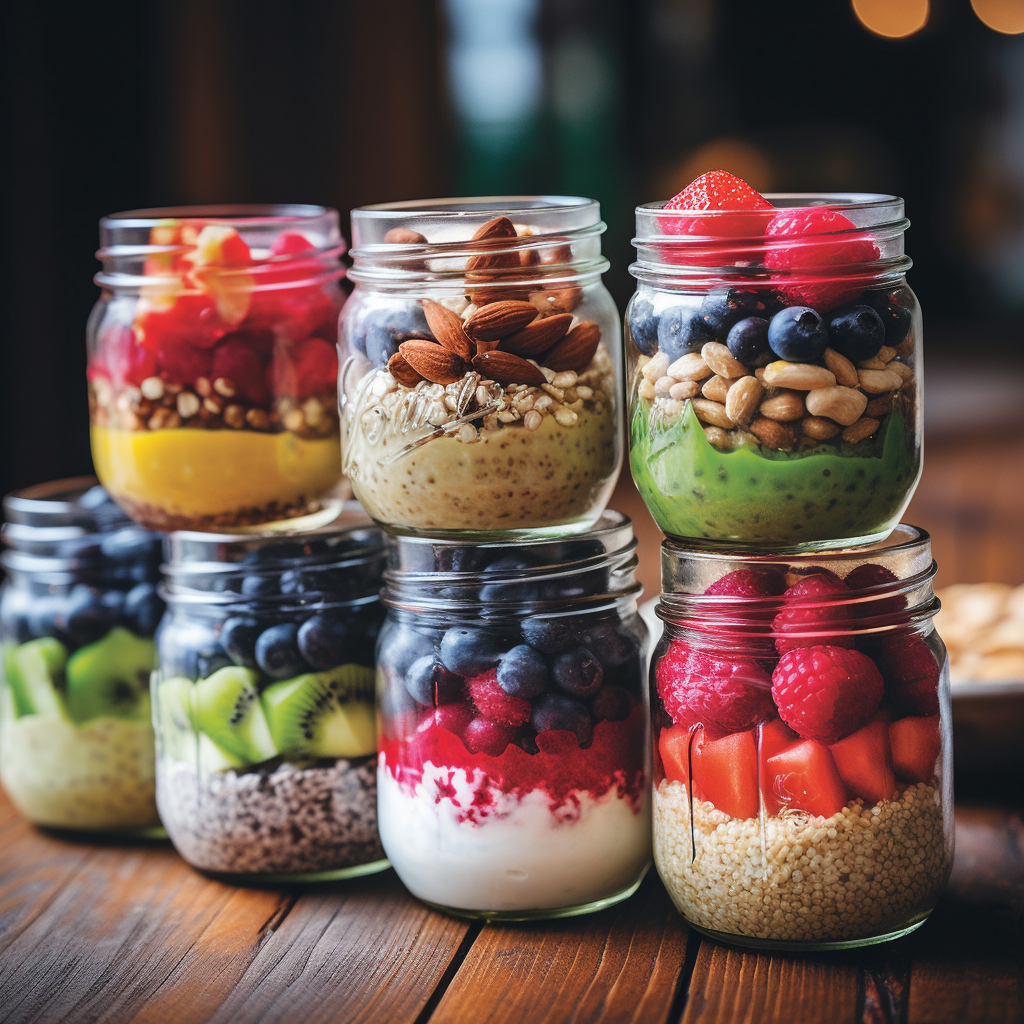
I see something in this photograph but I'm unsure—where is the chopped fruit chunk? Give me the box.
[889,715,941,783]
[757,718,798,814]
[433,701,475,737]
[467,668,531,728]
[156,340,212,386]
[272,336,338,399]
[664,170,774,240]
[190,225,252,267]
[772,645,884,745]
[270,231,316,256]
[765,739,847,817]
[659,722,697,786]
[134,293,229,351]
[829,714,896,805]
[692,728,759,819]
[463,716,515,756]
[874,637,941,716]
[210,338,271,406]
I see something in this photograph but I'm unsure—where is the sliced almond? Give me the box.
[464,300,538,341]
[542,321,600,372]
[387,352,425,388]
[399,340,467,385]
[501,313,573,357]
[422,299,473,361]
[472,350,546,386]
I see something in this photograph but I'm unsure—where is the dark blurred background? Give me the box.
[3,0,1024,562]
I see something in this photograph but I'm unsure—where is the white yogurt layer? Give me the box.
[378,757,651,912]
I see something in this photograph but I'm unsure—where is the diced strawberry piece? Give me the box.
[766,740,847,817]
[658,722,698,786]
[889,715,941,783]
[270,231,316,256]
[156,341,212,386]
[245,286,339,343]
[463,716,515,757]
[101,323,157,387]
[664,170,774,239]
[467,669,531,728]
[757,718,798,814]
[432,701,475,737]
[211,338,271,406]
[829,714,896,805]
[763,207,880,311]
[773,573,857,654]
[692,728,759,819]
[273,336,338,400]
[134,294,228,351]
[874,637,941,716]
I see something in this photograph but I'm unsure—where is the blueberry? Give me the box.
[530,693,593,746]
[78,485,115,510]
[361,304,432,368]
[196,651,234,679]
[241,574,278,599]
[826,305,885,361]
[726,317,770,366]
[278,569,307,595]
[297,612,350,670]
[101,527,162,568]
[439,627,501,677]
[628,301,659,357]
[582,622,639,672]
[540,567,608,602]
[220,616,263,668]
[254,622,307,680]
[657,305,713,361]
[590,685,633,722]
[521,616,581,655]
[700,288,773,337]
[478,556,541,604]
[406,654,464,706]
[862,289,912,347]
[767,306,829,362]
[101,589,126,618]
[27,595,64,641]
[347,605,384,666]
[551,646,603,698]
[377,620,434,678]
[123,581,165,636]
[496,645,548,699]
[61,586,118,646]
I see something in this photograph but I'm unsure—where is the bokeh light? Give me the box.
[851,0,929,39]
[971,0,1024,35]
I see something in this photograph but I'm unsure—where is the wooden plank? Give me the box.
[428,872,691,1024]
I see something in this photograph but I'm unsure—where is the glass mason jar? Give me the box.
[340,196,623,537]
[627,194,921,551]
[376,512,651,919]
[88,205,348,532]
[153,506,387,880]
[650,525,953,950]
[0,478,164,833]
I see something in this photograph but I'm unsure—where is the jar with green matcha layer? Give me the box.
[626,191,921,551]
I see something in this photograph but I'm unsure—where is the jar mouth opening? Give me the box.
[101,204,336,229]
[353,196,599,219]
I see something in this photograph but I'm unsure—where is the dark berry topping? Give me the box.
[826,305,886,361]
[767,306,829,362]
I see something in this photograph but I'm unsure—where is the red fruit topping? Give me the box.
[272,336,338,400]
[664,170,774,240]
[156,341,212,386]
[432,701,475,737]
[844,563,907,619]
[102,323,158,386]
[889,715,941,783]
[463,716,515,756]
[190,225,252,267]
[705,568,787,600]
[773,574,857,655]
[875,638,941,716]
[763,207,880,311]
[658,722,696,787]
[655,639,775,735]
[757,718,799,814]
[765,739,847,817]
[270,231,316,256]
[701,567,788,656]
[246,287,339,343]
[771,645,884,745]
[135,294,228,351]
[829,713,896,805]
[692,728,759,819]
[211,338,271,406]
[467,669,531,728]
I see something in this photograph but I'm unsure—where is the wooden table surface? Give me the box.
[2,430,1023,1024]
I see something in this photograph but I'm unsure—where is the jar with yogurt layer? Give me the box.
[627,191,922,551]
[88,205,347,532]
[153,507,387,880]
[376,512,651,919]
[0,477,164,833]
[651,525,953,950]
[340,197,623,536]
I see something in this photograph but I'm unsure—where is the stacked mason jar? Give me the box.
[340,198,652,917]
[626,191,954,949]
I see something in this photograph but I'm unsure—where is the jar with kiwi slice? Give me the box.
[154,505,388,880]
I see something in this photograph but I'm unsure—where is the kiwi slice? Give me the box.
[64,627,154,724]
[155,676,196,762]
[197,731,247,773]
[193,665,278,765]
[261,664,375,760]
[4,637,69,719]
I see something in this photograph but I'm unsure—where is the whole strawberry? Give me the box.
[773,573,857,655]
[874,637,941,716]
[655,639,775,736]
[772,645,884,745]
[664,170,775,240]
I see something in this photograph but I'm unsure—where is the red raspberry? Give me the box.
[844,563,907,620]
[103,323,158,386]
[763,207,880,311]
[270,231,316,256]
[654,639,774,736]
[211,338,271,406]
[705,568,787,600]
[467,669,531,728]
[874,637,940,716]
[273,336,338,400]
[701,568,787,657]
[463,717,515,756]
[156,341,212,387]
[772,645,884,745]
[664,170,774,239]
[773,574,857,655]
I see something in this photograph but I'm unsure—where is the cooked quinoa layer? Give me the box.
[653,779,952,944]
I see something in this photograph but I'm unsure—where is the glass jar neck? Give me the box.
[348,196,609,292]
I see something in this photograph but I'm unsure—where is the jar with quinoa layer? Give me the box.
[153,506,387,880]
[650,525,953,950]
[340,197,622,536]
[627,177,922,551]
[376,512,651,919]
[88,205,348,532]
[0,478,165,834]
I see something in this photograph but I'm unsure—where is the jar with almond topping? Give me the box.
[340,197,623,537]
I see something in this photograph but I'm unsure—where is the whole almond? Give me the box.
[464,300,538,341]
[758,390,805,421]
[383,227,427,244]
[539,241,573,264]
[823,347,859,388]
[472,216,517,241]
[887,361,915,386]
[422,300,473,361]
[470,288,532,307]
[763,361,836,390]
[399,340,467,386]
[692,398,734,430]
[843,417,881,444]
[858,368,903,394]
[865,395,893,418]
[701,341,748,379]
[805,385,868,426]
[501,313,573,356]
[387,353,425,387]
[701,375,736,404]
[472,350,546,386]
[529,287,582,315]
[725,376,763,427]
[750,417,796,450]
[542,321,600,372]
[801,415,841,440]
[466,216,519,274]
[667,353,711,381]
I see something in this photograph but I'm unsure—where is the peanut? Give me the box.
[842,417,881,444]
[801,415,841,440]
[703,425,732,450]
[725,376,763,427]
[877,346,897,362]
[669,380,700,401]
[750,417,796,449]
[823,348,859,388]
[805,385,868,426]
[857,355,888,370]
[667,352,712,381]
[887,361,915,385]
[858,368,903,394]
[701,374,735,404]
[701,341,747,379]
[691,398,734,429]
[642,352,670,382]
[762,361,836,390]
[865,395,893,418]
[759,391,805,422]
